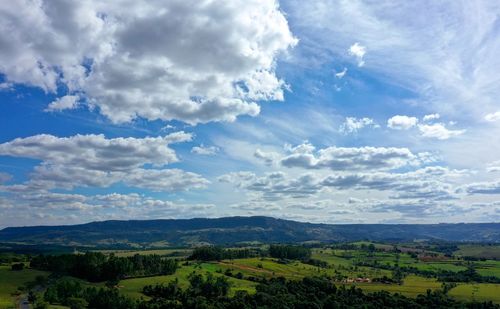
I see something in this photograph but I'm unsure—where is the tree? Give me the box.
[67,297,88,309]
[28,290,37,303]
[11,263,24,271]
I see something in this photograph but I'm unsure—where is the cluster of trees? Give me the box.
[143,273,230,302]
[188,246,260,261]
[30,252,177,282]
[0,252,28,264]
[268,245,311,260]
[35,278,135,309]
[301,258,329,268]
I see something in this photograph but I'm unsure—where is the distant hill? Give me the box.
[0,216,499,248]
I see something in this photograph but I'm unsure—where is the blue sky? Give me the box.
[1,0,500,227]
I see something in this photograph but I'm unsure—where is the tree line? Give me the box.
[30,252,177,282]
[188,245,312,262]
[188,246,261,261]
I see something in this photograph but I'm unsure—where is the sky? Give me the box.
[1,0,500,227]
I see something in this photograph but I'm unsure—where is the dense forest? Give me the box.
[188,246,261,261]
[30,252,177,282]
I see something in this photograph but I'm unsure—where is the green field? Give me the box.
[0,265,49,309]
[455,245,500,260]
[476,260,500,278]
[351,275,442,298]
[449,283,500,303]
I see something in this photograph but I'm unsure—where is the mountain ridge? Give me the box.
[1,216,499,246]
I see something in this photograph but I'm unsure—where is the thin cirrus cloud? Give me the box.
[0,0,297,124]
[285,0,500,118]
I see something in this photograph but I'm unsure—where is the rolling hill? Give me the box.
[0,216,498,248]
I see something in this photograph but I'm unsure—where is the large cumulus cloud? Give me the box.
[0,0,297,124]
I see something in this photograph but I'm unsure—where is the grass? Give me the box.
[476,260,500,278]
[449,283,500,303]
[350,275,442,298]
[0,265,49,309]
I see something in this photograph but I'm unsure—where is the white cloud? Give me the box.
[487,161,500,173]
[0,132,191,170]
[191,144,219,156]
[0,191,215,227]
[45,95,79,112]
[348,42,366,66]
[254,149,280,165]
[273,143,435,171]
[124,168,209,192]
[0,0,297,124]
[418,123,465,140]
[219,171,322,200]
[460,181,500,195]
[387,115,418,130]
[485,111,500,122]
[335,67,347,78]
[339,117,377,134]
[219,166,463,207]
[423,113,440,122]
[0,132,208,192]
